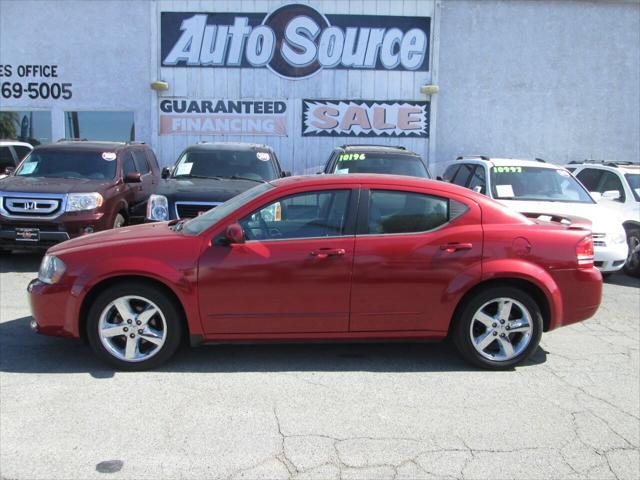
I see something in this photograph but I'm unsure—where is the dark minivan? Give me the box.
[0,140,161,252]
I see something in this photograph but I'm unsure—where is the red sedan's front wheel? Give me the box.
[452,286,543,370]
[86,282,183,370]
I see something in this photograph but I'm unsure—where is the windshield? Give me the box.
[172,149,278,182]
[183,182,274,235]
[332,152,430,178]
[625,173,640,202]
[490,166,593,203]
[14,150,117,180]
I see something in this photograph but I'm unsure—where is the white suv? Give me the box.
[0,140,33,179]
[567,161,640,277]
[441,156,628,275]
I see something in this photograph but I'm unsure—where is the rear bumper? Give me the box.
[549,267,602,330]
[0,211,108,249]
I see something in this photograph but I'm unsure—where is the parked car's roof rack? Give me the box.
[568,159,637,167]
[534,157,546,163]
[456,155,490,160]
[126,141,146,145]
[341,144,406,150]
[57,138,88,142]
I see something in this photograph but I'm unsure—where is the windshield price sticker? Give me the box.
[19,162,37,175]
[176,162,194,175]
[339,153,366,161]
[256,152,270,161]
[0,64,72,100]
[493,166,522,173]
[102,152,117,161]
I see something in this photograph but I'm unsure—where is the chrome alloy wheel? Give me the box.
[98,295,167,362]
[469,297,533,362]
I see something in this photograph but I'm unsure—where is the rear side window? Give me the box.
[0,146,15,169]
[576,169,604,191]
[147,150,160,170]
[132,150,150,174]
[468,166,486,194]
[367,190,466,234]
[442,165,459,182]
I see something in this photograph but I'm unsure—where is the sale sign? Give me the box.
[302,100,429,137]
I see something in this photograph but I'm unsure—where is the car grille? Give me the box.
[175,202,221,219]
[0,194,64,219]
[592,233,606,247]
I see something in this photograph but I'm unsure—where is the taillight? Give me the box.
[576,235,594,268]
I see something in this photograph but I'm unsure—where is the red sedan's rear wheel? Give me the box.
[452,286,543,370]
[86,282,183,371]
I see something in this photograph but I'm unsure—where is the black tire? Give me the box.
[623,228,640,278]
[86,281,183,371]
[113,213,126,229]
[452,286,543,370]
[601,273,612,280]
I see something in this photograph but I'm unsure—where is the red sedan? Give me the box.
[28,174,602,370]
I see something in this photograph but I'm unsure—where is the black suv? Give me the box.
[0,140,160,251]
[147,142,289,221]
[322,144,431,178]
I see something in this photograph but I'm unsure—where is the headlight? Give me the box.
[66,192,103,212]
[38,255,66,284]
[608,232,627,245]
[147,194,169,221]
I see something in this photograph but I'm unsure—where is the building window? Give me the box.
[0,111,52,145]
[65,111,135,142]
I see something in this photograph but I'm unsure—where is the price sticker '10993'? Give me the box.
[1,82,73,100]
[492,166,522,173]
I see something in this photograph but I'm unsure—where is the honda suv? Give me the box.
[146,142,288,221]
[0,140,160,252]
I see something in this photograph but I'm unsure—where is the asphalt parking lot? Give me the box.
[0,251,638,480]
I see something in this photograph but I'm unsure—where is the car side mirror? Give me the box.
[589,191,602,202]
[225,223,245,244]
[436,176,443,181]
[124,172,142,183]
[602,190,622,201]
[281,171,291,178]
[161,167,173,179]
[4,166,15,175]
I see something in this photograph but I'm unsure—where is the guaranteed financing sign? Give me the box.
[159,99,288,136]
[303,100,429,137]
[161,4,430,79]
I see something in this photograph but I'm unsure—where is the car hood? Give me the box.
[155,177,262,202]
[0,176,114,194]
[498,200,625,234]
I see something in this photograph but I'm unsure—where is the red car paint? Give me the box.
[28,174,602,343]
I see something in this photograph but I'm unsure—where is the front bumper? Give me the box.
[594,242,628,273]
[0,211,107,249]
[28,278,79,337]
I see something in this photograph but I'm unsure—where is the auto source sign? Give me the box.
[161,4,430,79]
[303,100,429,137]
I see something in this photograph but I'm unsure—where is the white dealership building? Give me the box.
[0,0,638,173]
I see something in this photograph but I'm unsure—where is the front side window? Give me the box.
[576,168,604,191]
[240,190,351,241]
[0,111,52,145]
[14,149,117,180]
[183,183,274,235]
[132,150,150,174]
[468,166,486,194]
[65,111,134,142]
[173,149,277,182]
[332,152,430,178]
[490,166,593,203]
[451,164,474,187]
[0,146,14,170]
[367,190,457,234]
[122,153,137,176]
[599,171,625,202]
